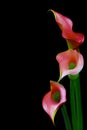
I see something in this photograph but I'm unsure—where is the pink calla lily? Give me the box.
[42,80,66,124]
[50,9,85,49]
[56,49,84,81]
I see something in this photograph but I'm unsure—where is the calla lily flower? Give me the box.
[49,9,85,49]
[56,49,84,81]
[42,80,66,124]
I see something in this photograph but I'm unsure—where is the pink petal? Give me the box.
[50,9,85,49]
[56,49,84,81]
[42,81,66,124]
[50,9,73,31]
[62,31,84,49]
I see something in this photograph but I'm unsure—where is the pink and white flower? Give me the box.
[42,80,66,124]
[56,49,84,81]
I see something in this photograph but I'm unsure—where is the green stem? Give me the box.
[61,104,72,130]
[70,78,78,130]
[69,74,83,130]
[75,75,83,130]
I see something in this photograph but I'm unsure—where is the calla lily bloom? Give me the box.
[49,9,85,49]
[42,80,66,124]
[56,49,84,81]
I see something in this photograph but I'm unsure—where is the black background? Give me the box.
[3,0,87,129]
[29,0,87,129]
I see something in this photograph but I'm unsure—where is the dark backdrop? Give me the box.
[4,0,87,129]
[29,0,87,130]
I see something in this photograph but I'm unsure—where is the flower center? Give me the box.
[69,62,76,69]
[52,91,60,102]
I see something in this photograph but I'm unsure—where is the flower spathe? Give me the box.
[56,49,84,81]
[42,80,66,124]
[49,9,85,49]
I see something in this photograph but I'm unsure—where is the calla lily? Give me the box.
[56,49,84,81]
[49,9,85,49]
[42,80,66,124]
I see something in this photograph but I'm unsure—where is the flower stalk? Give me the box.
[61,104,72,130]
[69,74,83,130]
